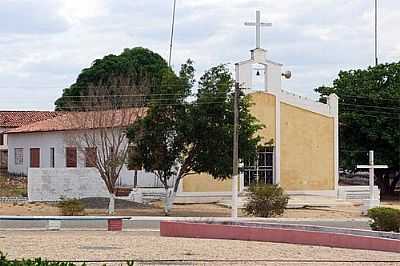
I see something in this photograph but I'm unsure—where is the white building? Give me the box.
[0,111,59,171]
[6,109,163,201]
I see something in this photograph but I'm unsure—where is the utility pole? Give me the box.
[375,0,378,66]
[232,82,239,219]
[168,0,177,67]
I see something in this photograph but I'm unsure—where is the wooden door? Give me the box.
[30,148,40,168]
[85,147,97,167]
[66,147,77,168]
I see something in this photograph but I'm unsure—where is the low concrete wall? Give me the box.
[338,186,380,201]
[28,168,109,201]
[160,221,400,253]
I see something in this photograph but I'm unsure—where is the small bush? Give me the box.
[244,184,289,217]
[368,207,400,232]
[57,198,85,216]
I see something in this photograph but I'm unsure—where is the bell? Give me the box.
[256,70,260,76]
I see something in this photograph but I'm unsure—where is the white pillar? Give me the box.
[369,150,375,202]
[328,94,339,191]
[274,93,281,185]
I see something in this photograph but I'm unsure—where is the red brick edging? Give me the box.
[107,219,123,231]
[160,221,400,253]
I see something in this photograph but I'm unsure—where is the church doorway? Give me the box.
[243,146,274,187]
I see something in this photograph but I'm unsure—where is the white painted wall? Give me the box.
[7,130,161,187]
[7,131,65,175]
[28,168,109,201]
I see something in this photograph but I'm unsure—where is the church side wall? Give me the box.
[248,92,276,143]
[181,92,276,193]
[182,173,232,192]
[280,102,335,190]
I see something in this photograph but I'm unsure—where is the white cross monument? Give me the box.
[244,10,272,49]
[357,150,388,214]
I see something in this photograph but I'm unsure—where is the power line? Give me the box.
[340,103,400,111]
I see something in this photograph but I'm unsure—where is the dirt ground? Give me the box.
[0,231,399,265]
[0,200,366,219]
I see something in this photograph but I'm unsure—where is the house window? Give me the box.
[50,147,55,168]
[15,148,24,165]
[30,148,40,168]
[0,133,4,146]
[66,147,77,168]
[243,146,274,187]
[85,147,97,168]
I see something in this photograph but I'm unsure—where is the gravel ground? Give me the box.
[0,231,399,265]
[79,197,150,209]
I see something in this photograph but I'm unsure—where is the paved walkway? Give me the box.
[0,230,399,265]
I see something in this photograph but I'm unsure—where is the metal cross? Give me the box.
[357,150,388,202]
[244,10,272,49]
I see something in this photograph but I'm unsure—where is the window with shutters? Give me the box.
[65,147,77,168]
[15,148,23,165]
[85,147,97,168]
[30,148,40,168]
[0,133,4,146]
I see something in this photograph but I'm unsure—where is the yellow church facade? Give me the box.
[181,89,339,194]
[178,22,339,195]
[179,10,339,196]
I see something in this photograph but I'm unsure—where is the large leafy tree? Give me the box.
[55,47,170,110]
[315,62,400,195]
[127,64,263,214]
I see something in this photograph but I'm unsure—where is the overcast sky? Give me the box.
[0,0,399,111]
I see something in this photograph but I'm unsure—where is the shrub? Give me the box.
[57,198,85,216]
[367,207,400,232]
[244,184,289,217]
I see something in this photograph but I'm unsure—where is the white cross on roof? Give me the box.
[244,10,272,49]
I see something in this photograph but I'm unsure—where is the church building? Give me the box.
[181,11,339,196]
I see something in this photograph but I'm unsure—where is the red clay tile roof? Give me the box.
[0,111,61,128]
[7,108,147,134]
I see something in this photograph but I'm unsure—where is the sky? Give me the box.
[0,0,399,111]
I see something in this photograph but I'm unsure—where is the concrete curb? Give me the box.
[0,215,370,223]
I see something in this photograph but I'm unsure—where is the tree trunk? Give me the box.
[108,193,115,215]
[134,170,138,188]
[163,188,175,216]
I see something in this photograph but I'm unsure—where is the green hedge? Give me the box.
[0,252,80,266]
[0,252,137,266]
[368,207,400,232]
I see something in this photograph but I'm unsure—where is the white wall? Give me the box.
[7,131,65,175]
[28,168,109,201]
[7,130,161,187]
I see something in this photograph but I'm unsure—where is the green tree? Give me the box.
[315,62,400,195]
[55,47,170,110]
[128,64,263,214]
